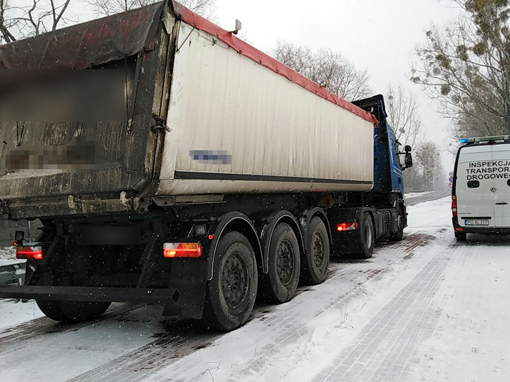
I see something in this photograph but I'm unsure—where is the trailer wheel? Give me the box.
[204,231,258,331]
[455,231,467,242]
[260,223,300,303]
[60,301,111,323]
[35,271,68,321]
[357,212,374,259]
[36,300,68,322]
[34,271,110,323]
[390,207,404,241]
[301,217,330,285]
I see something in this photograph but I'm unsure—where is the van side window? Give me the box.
[467,180,480,188]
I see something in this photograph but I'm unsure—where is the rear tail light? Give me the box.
[16,246,44,260]
[451,195,457,217]
[336,222,358,232]
[163,243,202,258]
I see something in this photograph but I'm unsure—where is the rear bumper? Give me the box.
[0,282,207,320]
[452,217,510,235]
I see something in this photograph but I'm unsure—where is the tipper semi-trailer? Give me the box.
[0,1,413,330]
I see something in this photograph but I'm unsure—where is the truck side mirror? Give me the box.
[404,152,413,169]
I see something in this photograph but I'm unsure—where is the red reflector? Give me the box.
[451,195,458,217]
[455,228,464,232]
[336,222,358,232]
[16,246,43,260]
[163,243,202,258]
[208,234,214,240]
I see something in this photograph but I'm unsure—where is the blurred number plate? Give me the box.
[464,219,489,226]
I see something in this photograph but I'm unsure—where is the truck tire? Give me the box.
[204,231,258,331]
[390,207,404,241]
[301,217,330,285]
[35,271,110,323]
[60,301,111,323]
[455,231,467,242]
[260,223,300,303]
[35,271,68,322]
[357,212,374,259]
[36,300,68,322]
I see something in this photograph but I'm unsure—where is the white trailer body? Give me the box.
[158,23,374,195]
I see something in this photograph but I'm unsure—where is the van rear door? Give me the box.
[492,143,510,228]
[456,145,495,228]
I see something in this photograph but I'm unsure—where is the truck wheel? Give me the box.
[35,271,110,323]
[60,301,111,323]
[260,223,300,303]
[35,271,68,322]
[204,231,258,331]
[357,212,374,259]
[390,207,404,241]
[301,217,330,285]
[455,231,467,242]
[36,300,68,322]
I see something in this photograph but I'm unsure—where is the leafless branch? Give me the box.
[272,40,372,101]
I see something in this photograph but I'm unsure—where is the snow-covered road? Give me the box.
[1,196,509,382]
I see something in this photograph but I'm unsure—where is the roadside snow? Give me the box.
[0,299,43,332]
[0,246,18,266]
[404,191,434,198]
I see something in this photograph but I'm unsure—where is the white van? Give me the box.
[452,135,510,241]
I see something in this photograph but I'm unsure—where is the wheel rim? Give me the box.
[311,232,325,269]
[364,219,373,249]
[276,240,294,285]
[221,253,249,309]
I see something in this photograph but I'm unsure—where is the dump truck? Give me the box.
[0,1,413,330]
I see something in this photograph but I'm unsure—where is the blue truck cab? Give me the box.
[353,94,412,197]
[330,95,414,257]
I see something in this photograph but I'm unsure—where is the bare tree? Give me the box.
[411,0,510,137]
[88,0,216,18]
[0,0,16,42]
[415,141,445,191]
[273,40,372,101]
[384,84,425,192]
[386,84,424,150]
[0,0,74,43]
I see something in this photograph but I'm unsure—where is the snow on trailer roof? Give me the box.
[0,0,378,125]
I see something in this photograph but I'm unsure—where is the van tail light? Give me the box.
[451,195,457,217]
[336,222,358,232]
[163,243,202,258]
[16,246,44,260]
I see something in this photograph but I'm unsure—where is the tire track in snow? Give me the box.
[310,241,460,382]
[0,303,143,354]
[68,330,220,382]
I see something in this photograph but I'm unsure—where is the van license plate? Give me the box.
[465,219,489,226]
